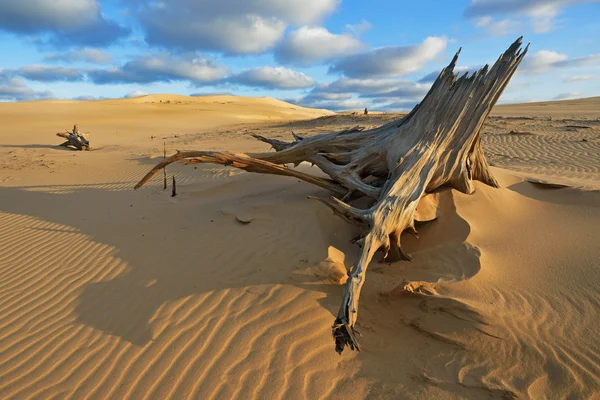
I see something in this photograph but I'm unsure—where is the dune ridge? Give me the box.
[0,96,599,398]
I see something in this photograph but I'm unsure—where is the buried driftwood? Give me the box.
[57,124,90,150]
[135,37,529,354]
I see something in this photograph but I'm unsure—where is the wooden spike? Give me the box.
[163,141,167,190]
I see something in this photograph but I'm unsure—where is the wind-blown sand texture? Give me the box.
[0,95,599,399]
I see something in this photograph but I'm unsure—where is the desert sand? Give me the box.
[0,95,599,399]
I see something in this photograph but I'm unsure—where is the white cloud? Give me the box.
[88,53,229,84]
[464,0,596,18]
[328,36,448,78]
[553,91,583,100]
[528,3,561,32]
[124,90,148,98]
[475,16,493,26]
[465,0,600,35]
[520,50,569,74]
[302,92,353,101]
[14,65,84,82]
[0,74,53,101]
[288,96,367,111]
[274,26,365,66]
[0,0,129,46]
[135,0,341,55]
[73,95,106,100]
[345,20,373,35]
[228,66,315,89]
[289,76,430,112]
[520,50,600,74]
[143,15,286,55]
[378,100,419,111]
[0,65,84,82]
[474,16,521,36]
[310,78,430,98]
[562,74,599,82]
[44,48,113,64]
[558,54,600,68]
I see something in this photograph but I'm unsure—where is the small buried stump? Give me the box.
[57,124,90,150]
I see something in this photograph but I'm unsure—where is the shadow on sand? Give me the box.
[0,167,516,398]
[0,143,75,150]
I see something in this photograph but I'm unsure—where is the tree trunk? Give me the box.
[135,37,528,354]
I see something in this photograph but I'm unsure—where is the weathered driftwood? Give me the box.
[135,38,529,354]
[57,124,90,150]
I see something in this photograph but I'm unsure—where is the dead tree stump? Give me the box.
[135,37,529,354]
[57,124,90,150]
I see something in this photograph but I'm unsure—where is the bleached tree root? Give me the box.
[134,151,345,195]
[135,37,528,354]
[56,124,90,150]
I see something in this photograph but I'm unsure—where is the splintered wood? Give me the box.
[56,124,90,150]
[135,37,529,354]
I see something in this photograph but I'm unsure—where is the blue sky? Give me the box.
[0,0,599,110]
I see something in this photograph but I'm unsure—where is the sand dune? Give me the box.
[493,96,600,117]
[0,95,599,399]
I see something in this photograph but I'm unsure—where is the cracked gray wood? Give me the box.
[135,37,528,354]
[56,124,90,150]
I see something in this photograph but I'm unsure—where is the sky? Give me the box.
[0,0,599,111]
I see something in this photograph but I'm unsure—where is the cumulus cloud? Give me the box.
[44,48,113,64]
[124,90,148,98]
[464,0,593,18]
[328,36,448,78]
[562,74,599,82]
[73,95,106,100]
[133,0,340,54]
[527,3,562,32]
[309,78,430,98]
[287,96,367,111]
[520,50,600,74]
[143,15,286,55]
[5,59,318,91]
[13,65,84,82]
[88,53,229,85]
[474,16,522,36]
[553,91,582,100]
[520,50,568,73]
[378,100,420,111]
[0,65,84,83]
[556,53,600,68]
[227,66,315,89]
[345,20,373,35]
[302,92,353,102]
[359,84,429,99]
[0,74,53,101]
[0,0,129,46]
[274,26,365,66]
[289,77,429,112]
[465,0,599,34]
